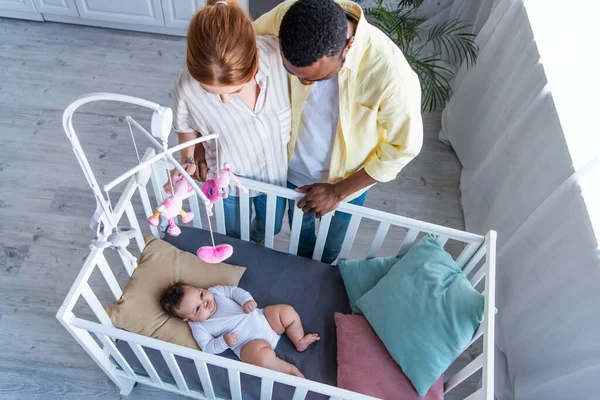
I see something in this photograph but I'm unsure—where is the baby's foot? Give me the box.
[295,333,320,352]
[289,365,304,379]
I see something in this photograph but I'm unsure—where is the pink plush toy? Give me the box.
[147,176,195,236]
[196,163,247,264]
[201,163,248,216]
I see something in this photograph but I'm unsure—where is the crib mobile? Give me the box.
[62,93,240,265]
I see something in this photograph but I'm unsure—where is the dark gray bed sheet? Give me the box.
[116,226,350,399]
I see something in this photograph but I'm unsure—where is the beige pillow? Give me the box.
[105,235,246,350]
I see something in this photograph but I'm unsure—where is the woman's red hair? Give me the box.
[186,0,258,86]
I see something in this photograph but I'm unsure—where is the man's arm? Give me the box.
[296,74,423,217]
[253,0,296,36]
[363,75,423,183]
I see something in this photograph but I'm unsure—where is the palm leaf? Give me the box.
[361,0,478,110]
[406,56,452,112]
[397,0,425,7]
[426,20,478,67]
[364,7,423,53]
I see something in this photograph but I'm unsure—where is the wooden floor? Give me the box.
[0,18,475,399]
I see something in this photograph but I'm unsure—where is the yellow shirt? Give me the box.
[255,0,423,200]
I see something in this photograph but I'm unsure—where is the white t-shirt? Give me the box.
[288,75,340,187]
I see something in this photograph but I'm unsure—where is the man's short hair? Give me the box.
[279,0,348,67]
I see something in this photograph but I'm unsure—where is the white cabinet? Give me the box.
[74,0,165,26]
[162,0,204,29]
[0,0,37,12]
[0,0,252,35]
[33,0,78,16]
[162,0,250,30]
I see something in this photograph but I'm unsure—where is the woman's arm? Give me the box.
[164,131,201,193]
[178,131,198,167]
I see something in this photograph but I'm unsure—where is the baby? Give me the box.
[160,283,320,378]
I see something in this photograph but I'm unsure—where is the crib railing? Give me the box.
[147,155,485,267]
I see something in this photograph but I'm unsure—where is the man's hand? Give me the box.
[296,183,343,218]
[196,159,209,182]
[224,332,238,347]
[243,300,257,314]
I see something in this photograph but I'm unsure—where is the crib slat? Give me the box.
[463,388,485,400]
[240,190,251,242]
[443,354,483,393]
[470,266,486,287]
[97,254,123,300]
[81,282,113,326]
[154,166,170,232]
[215,198,226,235]
[482,231,497,400]
[436,234,449,247]
[367,221,390,259]
[97,334,136,379]
[397,228,419,256]
[149,164,165,206]
[462,245,487,276]
[194,360,216,400]
[129,342,163,387]
[161,351,189,393]
[125,202,145,252]
[264,194,277,249]
[292,387,309,400]
[188,194,203,229]
[138,185,159,238]
[466,318,485,349]
[63,322,132,394]
[116,249,136,278]
[228,369,242,400]
[313,213,333,261]
[456,242,481,269]
[260,378,274,400]
[288,205,304,255]
[338,215,362,260]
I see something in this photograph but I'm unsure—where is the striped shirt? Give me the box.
[173,35,292,196]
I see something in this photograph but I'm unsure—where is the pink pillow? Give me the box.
[335,313,444,400]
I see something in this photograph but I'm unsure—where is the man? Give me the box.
[255,0,423,263]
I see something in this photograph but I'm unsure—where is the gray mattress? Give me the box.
[116,226,350,399]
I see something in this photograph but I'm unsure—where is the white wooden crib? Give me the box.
[56,93,496,400]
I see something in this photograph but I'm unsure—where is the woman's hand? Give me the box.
[163,161,196,194]
[224,332,238,347]
[243,300,257,314]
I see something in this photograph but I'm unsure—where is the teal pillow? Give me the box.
[338,256,401,314]
[356,234,484,397]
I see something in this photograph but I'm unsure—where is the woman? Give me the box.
[167,0,291,242]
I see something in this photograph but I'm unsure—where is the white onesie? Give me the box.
[188,286,281,358]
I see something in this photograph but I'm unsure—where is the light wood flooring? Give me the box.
[0,18,475,399]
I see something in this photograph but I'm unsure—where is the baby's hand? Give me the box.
[243,300,257,314]
[224,332,238,347]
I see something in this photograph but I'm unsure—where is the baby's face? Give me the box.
[177,285,217,322]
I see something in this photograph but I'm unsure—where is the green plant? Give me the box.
[359,0,478,111]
